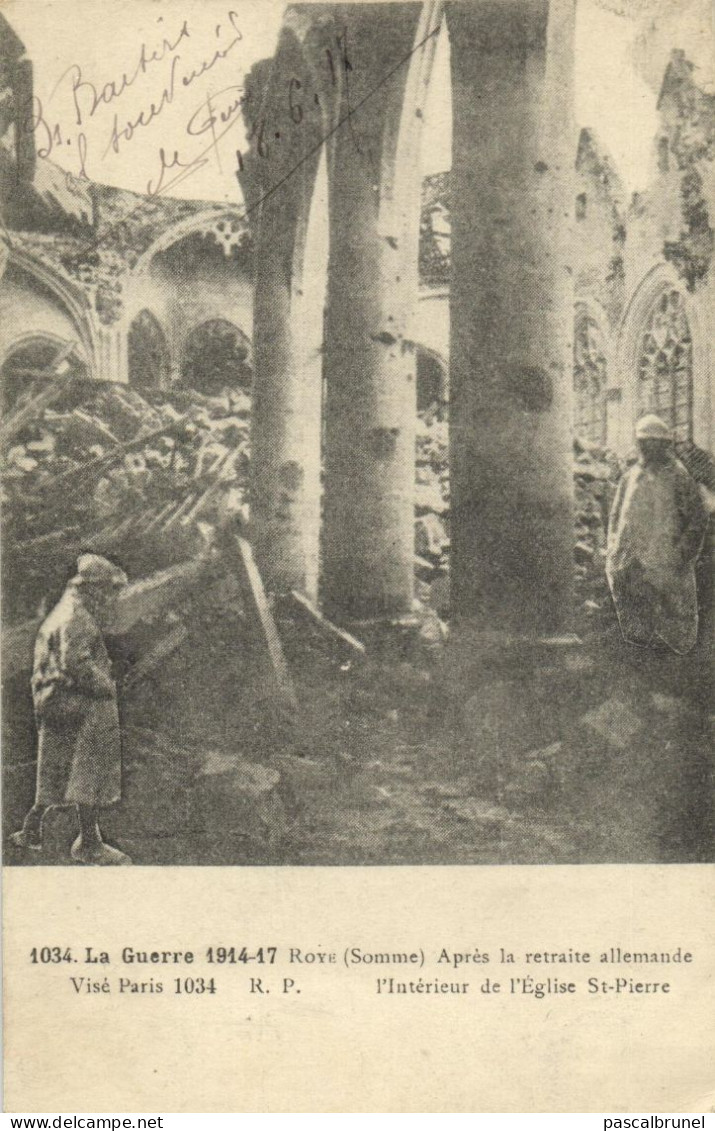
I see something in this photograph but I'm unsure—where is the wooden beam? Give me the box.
[115,557,208,634]
[50,417,188,490]
[3,550,208,680]
[0,341,78,448]
[122,624,189,690]
[290,589,366,656]
[221,527,298,715]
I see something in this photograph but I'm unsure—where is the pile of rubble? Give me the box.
[572,436,622,631]
[1,377,251,624]
[2,369,629,632]
[414,407,450,618]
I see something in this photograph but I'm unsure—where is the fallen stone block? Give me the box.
[193,752,285,847]
[415,512,447,558]
[442,798,511,826]
[462,681,541,756]
[503,761,551,801]
[503,742,565,802]
[114,748,191,837]
[580,698,642,751]
[650,692,687,718]
[574,540,595,563]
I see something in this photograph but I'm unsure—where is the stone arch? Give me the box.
[616,263,713,454]
[131,209,249,276]
[3,250,97,375]
[319,2,445,618]
[240,17,337,597]
[636,288,693,441]
[127,309,170,392]
[181,319,252,395]
[244,1,446,608]
[0,333,87,412]
[289,144,330,601]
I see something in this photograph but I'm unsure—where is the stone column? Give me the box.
[290,149,330,602]
[321,3,424,621]
[241,31,327,596]
[445,0,576,640]
[250,191,304,590]
[97,324,126,385]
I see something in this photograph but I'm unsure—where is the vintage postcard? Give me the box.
[1,0,713,1114]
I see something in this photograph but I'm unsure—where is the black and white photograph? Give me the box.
[1,0,713,871]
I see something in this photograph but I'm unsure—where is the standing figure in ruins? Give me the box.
[606,415,709,654]
[11,554,132,864]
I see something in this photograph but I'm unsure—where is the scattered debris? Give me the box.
[0,340,79,449]
[579,697,643,751]
[1,377,250,626]
[441,798,511,827]
[573,436,623,632]
[220,526,298,716]
[290,590,366,656]
[193,752,285,848]
[650,692,687,717]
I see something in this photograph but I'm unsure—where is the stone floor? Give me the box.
[3,600,713,867]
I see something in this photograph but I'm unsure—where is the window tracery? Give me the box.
[637,288,693,442]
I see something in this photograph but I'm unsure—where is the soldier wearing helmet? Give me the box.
[11,554,131,864]
[606,415,709,654]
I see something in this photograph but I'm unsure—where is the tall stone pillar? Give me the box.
[250,188,306,591]
[290,149,330,602]
[321,3,424,621]
[446,0,576,639]
[240,33,327,596]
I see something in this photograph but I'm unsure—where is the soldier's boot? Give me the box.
[71,838,132,865]
[10,804,46,851]
[71,805,132,866]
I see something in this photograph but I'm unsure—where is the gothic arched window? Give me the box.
[182,320,252,396]
[128,310,170,392]
[573,306,607,445]
[637,288,693,442]
[1,337,86,413]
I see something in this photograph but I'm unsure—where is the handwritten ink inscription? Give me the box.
[20,9,357,201]
[23,11,250,197]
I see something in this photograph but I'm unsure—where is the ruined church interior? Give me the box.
[1,1,713,866]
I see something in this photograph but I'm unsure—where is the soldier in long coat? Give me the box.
[606,415,708,655]
[11,554,132,864]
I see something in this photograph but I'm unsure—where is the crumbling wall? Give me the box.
[0,270,86,364]
[1,379,250,625]
[659,51,715,292]
[574,129,628,330]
